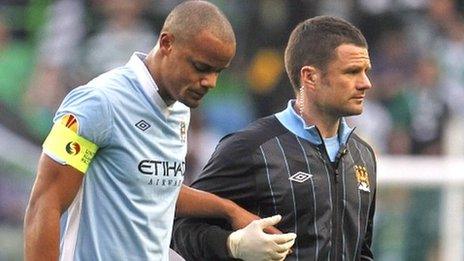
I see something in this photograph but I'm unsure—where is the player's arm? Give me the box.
[176,185,237,218]
[24,117,99,260]
[176,185,275,232]
[24,87,108,260]
[24,154,84,261]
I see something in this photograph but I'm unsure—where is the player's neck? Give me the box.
[145,49,175,106]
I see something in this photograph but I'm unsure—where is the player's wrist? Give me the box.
[221,198,240,222]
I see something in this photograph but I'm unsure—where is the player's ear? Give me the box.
[300,66,318,90]
[158,32,175,55]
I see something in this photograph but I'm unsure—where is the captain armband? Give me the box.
[43,122,99,174]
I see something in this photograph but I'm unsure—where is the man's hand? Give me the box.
[227,215,296,261]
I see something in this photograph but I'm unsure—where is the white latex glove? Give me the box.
[227,215,296,261]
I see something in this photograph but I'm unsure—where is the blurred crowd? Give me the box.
[2,0,464,155]
[1,0,464,260]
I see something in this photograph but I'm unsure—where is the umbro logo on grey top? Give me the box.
[289,171,313,183]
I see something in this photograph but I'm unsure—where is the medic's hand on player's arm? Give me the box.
[227,215,296,261]
[24,154,85,261]
[176,185,281,234]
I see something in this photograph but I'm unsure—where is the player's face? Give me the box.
[315,44,372,117]
[163,31,235,108]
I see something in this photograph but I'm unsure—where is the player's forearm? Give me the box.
[176,185,237,220]
[24,201,61,261]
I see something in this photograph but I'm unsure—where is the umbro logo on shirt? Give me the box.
[135,120,151,131]
[289,172,313,183]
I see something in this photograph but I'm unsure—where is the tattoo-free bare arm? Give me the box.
[24,154,84,261]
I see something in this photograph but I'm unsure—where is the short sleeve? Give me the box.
[53,86,112,148]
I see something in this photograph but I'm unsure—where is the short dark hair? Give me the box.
[284,16,367,90]
[161,0,235,45]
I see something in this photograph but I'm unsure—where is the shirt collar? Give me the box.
[275,100,354,145]
[126,52,171,116]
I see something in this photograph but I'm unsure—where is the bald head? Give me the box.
[161,1,235,45]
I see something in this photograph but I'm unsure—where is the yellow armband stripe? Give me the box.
[43,122,99,174]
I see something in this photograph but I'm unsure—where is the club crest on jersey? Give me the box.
[354,165,370,192]
[60,114,79,133]
[180,121,186,143]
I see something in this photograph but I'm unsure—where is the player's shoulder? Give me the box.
[70,66,139,106]
[62,84,110,108]
[88,66,133,92]
[56,75,117,125]
[218,115,288,152]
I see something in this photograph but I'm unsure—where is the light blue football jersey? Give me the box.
[46,53,190,261]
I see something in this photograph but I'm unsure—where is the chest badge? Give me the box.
[180,121,186,143]
[354,165,370,192]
